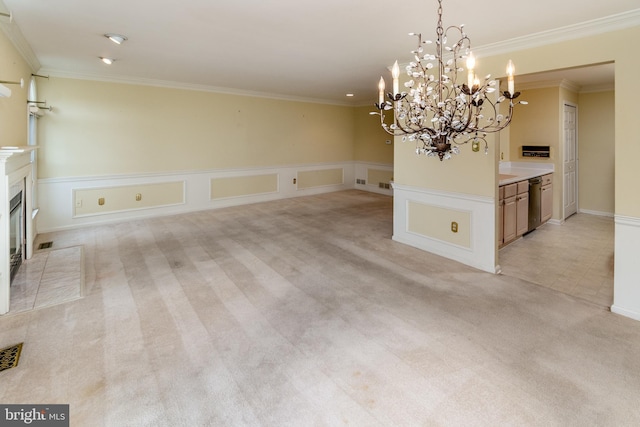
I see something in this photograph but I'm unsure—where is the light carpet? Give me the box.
[0,190,639,426]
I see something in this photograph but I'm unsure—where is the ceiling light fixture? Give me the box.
[372,0,527,161]
[105,33,127,45]
[99,57,115,65]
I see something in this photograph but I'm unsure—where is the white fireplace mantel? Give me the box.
[1,146,37,315]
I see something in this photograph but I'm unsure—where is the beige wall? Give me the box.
[0,31,32,146]
[37,78,359,178]
[509,86,560,162]
[578,90,615,215]
[354,105,393,164]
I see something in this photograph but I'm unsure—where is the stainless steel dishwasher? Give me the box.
[527,176,542,232]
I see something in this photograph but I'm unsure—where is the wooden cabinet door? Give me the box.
[498,186,504,245]
[541,184,553,223]
[499,200,504,245]
[516,192,529,236]
[503,195,517,243]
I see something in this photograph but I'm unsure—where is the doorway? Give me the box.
[498,63,614,307]
[563,103,578,219]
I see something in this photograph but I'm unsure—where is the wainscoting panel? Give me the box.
[407,201,471,249]
[367,168,394,189]
[210,174,278,200]
[392,183,496,273]
[37,161,366,232]
[296,168,343,190]
[74,181,185,217]
[354,162,393,196]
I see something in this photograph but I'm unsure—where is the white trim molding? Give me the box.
[475,9,640,57]
[392,183,497,274]
[611,215,640,321]
[36,161,378,233]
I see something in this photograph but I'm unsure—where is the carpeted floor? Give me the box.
[1,190,639,426]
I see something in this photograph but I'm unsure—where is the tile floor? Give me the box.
[8,245,84,314]
[499,213,614,308]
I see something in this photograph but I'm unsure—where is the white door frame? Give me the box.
[563,102,578,220]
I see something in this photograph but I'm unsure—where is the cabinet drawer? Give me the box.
[499,186,504,200]
[541,173,552,186]
[503,183,517,198]
[517,180,529,194]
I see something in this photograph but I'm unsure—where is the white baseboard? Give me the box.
[611,305,640,322]
[579,208,614,217]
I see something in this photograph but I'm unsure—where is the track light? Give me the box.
[105,33,127,45]
[99,57,114,65]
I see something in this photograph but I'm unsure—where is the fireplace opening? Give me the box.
[9,190,23,282]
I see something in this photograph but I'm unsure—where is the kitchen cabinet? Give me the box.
[499,180,529,247]
[498,186,504,245]
[541,173,553,223]
[516,181,529,236]
[502,183,517,245]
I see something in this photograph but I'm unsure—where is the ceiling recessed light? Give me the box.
[105,33,127,45]
[346,93,354,97]
[99,57,115,65]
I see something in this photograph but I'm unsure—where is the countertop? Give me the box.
[499,162,554,186]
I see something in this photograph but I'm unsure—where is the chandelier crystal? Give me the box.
[372,0,527,161]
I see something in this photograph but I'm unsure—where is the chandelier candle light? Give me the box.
[372,0,527,161]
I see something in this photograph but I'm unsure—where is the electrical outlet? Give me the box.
[293,178,297,184]
[98,197,105,206]
[136,193,142,201]
[451,222,458,233]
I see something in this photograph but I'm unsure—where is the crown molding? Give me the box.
[0,6,40,72]
[36,67,354,106]
[516,78,615,94]
[580,83,615,93]
[475,8,640,57]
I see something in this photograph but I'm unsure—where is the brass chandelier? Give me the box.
[372,0,527,161]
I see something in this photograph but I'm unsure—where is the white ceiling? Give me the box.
[1,0,638,104]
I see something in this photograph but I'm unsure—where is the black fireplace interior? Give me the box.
[9,190,23,282]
